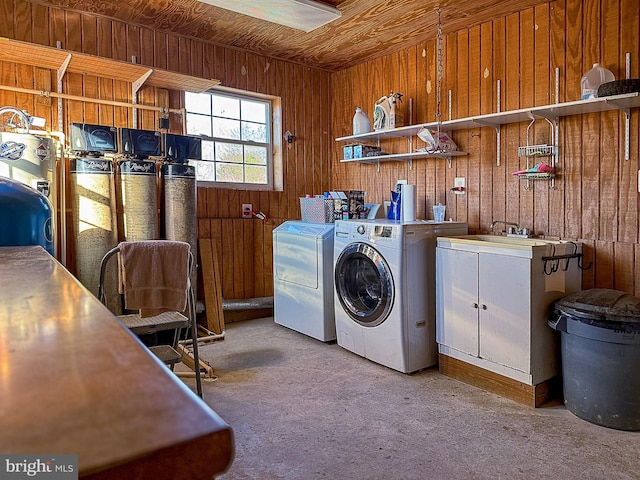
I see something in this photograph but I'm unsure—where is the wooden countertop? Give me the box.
[0,246,234,479]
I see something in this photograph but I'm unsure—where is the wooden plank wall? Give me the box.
[0,0,330,300]
[1,0,639,299]
[331,0,640,296]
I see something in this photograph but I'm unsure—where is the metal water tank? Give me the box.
[0,176,54,255]
[162,163,197,292]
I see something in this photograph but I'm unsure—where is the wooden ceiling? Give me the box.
[34,0,552,72]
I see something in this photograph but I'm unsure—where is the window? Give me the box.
[185,90,280,190]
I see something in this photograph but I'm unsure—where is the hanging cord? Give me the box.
[436,8,443,146]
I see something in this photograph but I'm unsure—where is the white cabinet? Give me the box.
[436,237,583,386]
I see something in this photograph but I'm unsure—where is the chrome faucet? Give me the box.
[490,220,519,233]
[490,220,531,237]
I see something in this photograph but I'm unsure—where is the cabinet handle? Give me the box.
[473,303,478,309]
[481,304,487,310]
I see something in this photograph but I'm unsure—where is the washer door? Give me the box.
[335,242,394,327]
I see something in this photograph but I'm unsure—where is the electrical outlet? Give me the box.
[454,177,466,194]
[242,203,253,219]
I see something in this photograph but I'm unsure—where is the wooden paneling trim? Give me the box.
[195,218,286,301]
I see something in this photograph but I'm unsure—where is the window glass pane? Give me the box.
[185,90,273,188]
[241,100,266,123]
[201,140,214,161]
[245,164,267,184]
[186,113,212,136]
[190,160,215,182]
[213,117,240,140]
[185,92,210,115]
[212,95,240,119]
[241,121,266,142]
[216,162,243,183]
[245,145,267,165]
[215,142,243,164]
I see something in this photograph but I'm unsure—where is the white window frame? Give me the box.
[185,86,283,191]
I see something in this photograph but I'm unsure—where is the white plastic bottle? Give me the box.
[581,63,615,99]
[389,93,397,129]
[353,107,371,135]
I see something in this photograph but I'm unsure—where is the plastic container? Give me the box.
[0,176,54,255]
[352,107,371,135]
[300,197,334,223]
[581,63,615,99]
[597,79,640,97]
[433,203,445,222]
[548,288,640,430]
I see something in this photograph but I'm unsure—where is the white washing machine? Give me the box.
[273,221,335,341]
[333,219,468,373]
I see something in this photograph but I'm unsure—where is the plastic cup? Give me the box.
[433,204,445,222]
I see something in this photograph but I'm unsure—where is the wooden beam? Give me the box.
[198,238,225,334]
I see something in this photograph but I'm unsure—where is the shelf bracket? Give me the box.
[57,53,71,85]
[56,45,71,134]
[131,62,153,128]
[605,98,631,161]
[132,69,153,96]
[496,126,501,167]
[531,109,559,123]
[474,119,501,167]
[604,98,631,116]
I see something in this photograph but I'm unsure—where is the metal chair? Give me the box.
[98,240,203,397]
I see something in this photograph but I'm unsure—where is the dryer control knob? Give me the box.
[357,225,366,235]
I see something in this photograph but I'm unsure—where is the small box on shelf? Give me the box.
[353,145,381,158]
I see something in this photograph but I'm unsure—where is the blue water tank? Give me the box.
[0,176,54,255]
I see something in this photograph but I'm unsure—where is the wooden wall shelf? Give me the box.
[0,37,221,93]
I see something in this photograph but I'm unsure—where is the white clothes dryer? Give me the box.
[333,219,467,373]
[273,221,335,341]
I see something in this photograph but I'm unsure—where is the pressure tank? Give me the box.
[70,157,117,297]
[119,159,159,241]
[0,176,54,255]
[162,163,197,292]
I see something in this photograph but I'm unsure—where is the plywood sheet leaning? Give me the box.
[199,238,225,335]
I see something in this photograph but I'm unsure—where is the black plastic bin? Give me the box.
[549,289,640,431]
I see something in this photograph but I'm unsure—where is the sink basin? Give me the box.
[449,235,563,247]
[438,235,578,255]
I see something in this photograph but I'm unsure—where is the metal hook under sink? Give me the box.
[541,241,592,275]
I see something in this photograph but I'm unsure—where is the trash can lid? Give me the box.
[553,288,640,331]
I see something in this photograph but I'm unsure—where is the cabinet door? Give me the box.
[436,247,479,356]
[478,253,531,373]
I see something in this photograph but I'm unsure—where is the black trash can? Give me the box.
[549,289,640,431]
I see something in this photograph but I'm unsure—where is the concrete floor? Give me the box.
[184,317,640,480]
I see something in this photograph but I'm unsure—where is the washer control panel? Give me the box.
[372,225,396,239]
[335,220,399,243]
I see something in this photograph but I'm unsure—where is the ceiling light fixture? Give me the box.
[197,0,342,33]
